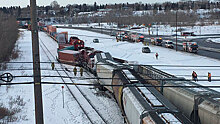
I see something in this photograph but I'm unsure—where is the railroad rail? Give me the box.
[39,37,108,124]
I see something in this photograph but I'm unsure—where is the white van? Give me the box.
[165,40,174,48]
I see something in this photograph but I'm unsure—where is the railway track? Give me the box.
[39,37,108,124]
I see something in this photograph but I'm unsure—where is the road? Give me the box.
[57,26,220,60]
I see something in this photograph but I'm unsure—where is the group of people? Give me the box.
[73,66,83,76]
[51,62,83,76]
[192,71,211,82]
[52,62,213,82]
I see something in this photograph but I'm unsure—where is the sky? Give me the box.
[0,0,179,7]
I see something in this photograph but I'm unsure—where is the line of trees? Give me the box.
[0,12,19,63]
[1,0,220,17]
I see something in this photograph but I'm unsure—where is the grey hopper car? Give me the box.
[135,65,220,124]
[112,68,192,124]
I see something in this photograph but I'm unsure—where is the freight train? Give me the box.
[46,27,220,124]
[94,52,220,124]
[134,65,220,124]
[94,52,192,124]
[49,29,192,123]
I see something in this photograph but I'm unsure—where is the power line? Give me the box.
[68,33,115,40]
[6,75,220,81]
[2,67,220,71]
[2,62,220,67]
[1,81,220,89]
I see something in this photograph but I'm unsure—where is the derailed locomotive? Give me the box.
[56,32,99,74]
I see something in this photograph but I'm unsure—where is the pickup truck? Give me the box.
[183,42,198,53]
[151,37,163,46]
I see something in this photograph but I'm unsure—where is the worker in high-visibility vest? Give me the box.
[73,66,77,76]
[192,71,198,82]
[147,42,149,46]
[208,72,211,82]
[80,67,83,76]
[155,53,159,59]
[51,62,55,70]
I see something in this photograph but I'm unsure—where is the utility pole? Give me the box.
[100,16,102,34]
[157,26,158,37]
[175,10,178,51]
[30,0,44,124]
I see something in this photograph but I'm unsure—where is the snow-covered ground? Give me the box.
[207,38,220,43]
[1,23,220,123]
[55,23,220,43]
[0,30,123,124]
[57,28,220,92]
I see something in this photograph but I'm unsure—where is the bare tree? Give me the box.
[50,0,60,9]
[0,12,19,63]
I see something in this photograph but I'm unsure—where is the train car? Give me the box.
[78,47,101,74]
[58,50,80,64]
[94,52,121,92]
[112,68,192,124]
[47,25,57,36]
[163,81,220,124]
[56,33,94,66]
[135,65,220,124]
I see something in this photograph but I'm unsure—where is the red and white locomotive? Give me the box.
[56,32,99,73]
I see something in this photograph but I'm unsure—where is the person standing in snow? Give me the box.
[208,72,211,82]
[51,62,55,70]
[80,67,83,77]
[73,66,77,76]
[192,71,198,82]
[155,53,159,59]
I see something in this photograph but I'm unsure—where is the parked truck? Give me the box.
[183,42,198,53]
[129,33,145,42]
[151,37,163,46]
[116,31,128,41]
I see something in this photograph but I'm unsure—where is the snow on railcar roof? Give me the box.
[59,50,80,54]
[159,113,182,124]
[138,87,163,107]
[175,81,216,94]
[122,69,138,82]
[101,52,107,59]
[105,60,124,67]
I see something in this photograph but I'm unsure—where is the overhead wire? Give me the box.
[1,61,220,67]
[2,75,220,81]
[1,82,220,89]
[68,33,116,40]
